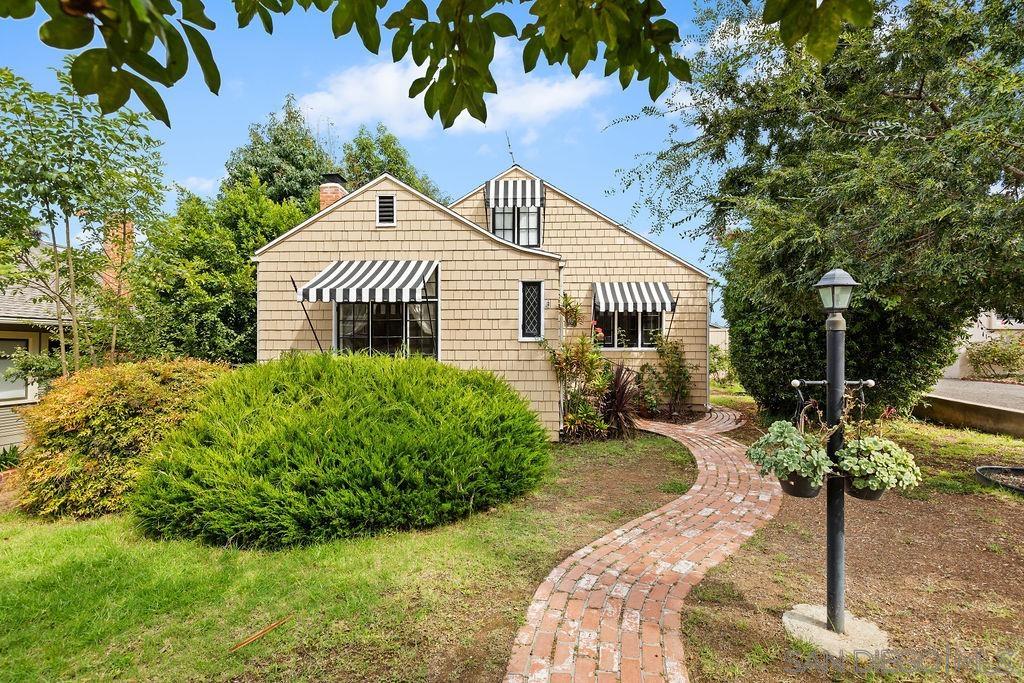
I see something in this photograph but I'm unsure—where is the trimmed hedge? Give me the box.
[18,359,227,518]
[132,353,550,548]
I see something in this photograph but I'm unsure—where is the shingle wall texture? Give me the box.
[255,178,562,435]
[451,167,710,409]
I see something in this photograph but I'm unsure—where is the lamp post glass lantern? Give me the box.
[814,269,860,312]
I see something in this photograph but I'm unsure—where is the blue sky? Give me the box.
[0,4,723,321]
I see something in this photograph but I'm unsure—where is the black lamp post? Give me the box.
[813,268,860,634]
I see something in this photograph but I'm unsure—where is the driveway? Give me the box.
[929,378,1024,411]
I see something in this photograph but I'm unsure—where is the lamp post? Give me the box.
[812,268,860,635]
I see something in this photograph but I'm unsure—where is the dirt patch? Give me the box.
[688,397,1024,682]
[0,469,18,513]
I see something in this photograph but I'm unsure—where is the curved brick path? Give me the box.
[505,407,782,683]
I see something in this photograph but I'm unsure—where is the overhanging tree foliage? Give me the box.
[0,0,873,126]
[624,0,1023,413]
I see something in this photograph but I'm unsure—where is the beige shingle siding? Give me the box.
[255,178,562,436]
[451,167,710,409]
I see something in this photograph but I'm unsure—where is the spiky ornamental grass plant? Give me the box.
[132,353,550,549]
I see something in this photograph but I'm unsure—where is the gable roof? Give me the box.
[253,173,562,261]
[451,164,710,280]
[0,246,62,326]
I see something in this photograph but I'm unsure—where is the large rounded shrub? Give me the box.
[18,359,227,518]
[132,353,550,548]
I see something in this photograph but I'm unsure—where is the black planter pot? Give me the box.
[779,472,822,498]
[845,478,885,500]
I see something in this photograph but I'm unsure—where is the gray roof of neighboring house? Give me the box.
[0,284,60,326]
[0,246,61,327]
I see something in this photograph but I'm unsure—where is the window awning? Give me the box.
[485,178,545,208]
[592,282,676,313]
[297,260,439,303]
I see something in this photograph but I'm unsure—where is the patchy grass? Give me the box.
[0,435,695,682]
[689,390,1024,682]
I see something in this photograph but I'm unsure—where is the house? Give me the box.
[0,270,57,448]
[253,165,711,438]
[944,311,1024,379]
[709,323,729,350]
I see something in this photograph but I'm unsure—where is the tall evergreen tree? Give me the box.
[626,0,1024,413]
[223,95,334,209]
[340,123,448,202]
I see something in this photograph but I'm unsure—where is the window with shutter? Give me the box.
[376,195,396,226]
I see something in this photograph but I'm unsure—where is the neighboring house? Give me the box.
[0,277,56,448]
[944,311,1024,379]
[709,323,729,350]
[254,165,710,438]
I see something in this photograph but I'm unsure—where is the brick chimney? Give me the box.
[319,172,347,210]
[101,220,134,295]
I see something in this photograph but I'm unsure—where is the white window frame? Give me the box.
[0,329,44,406]
[376,193,397,227]
[518,281,545,342]
[594,309,663,351]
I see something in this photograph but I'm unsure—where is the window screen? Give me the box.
[521,282,543,339]
[377,195,396,225]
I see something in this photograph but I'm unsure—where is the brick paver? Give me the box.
[505,408,782,682]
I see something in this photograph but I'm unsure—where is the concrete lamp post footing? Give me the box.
[783,604,889,661]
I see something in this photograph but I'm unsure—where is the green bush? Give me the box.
[966,336,1024,378]
[132,353,550,548]
[18,359,227,518]
[639,335,692,415]
[723,282,962,418]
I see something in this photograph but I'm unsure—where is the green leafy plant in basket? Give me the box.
[746,419,832,498]
[837,436,921,500]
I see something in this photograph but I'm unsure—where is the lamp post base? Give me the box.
[782,604,888,661]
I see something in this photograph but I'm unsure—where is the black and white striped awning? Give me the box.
[297,260,438,303]
[485,178,545,208]
[592,282,676,313]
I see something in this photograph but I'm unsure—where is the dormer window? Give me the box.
[485,177,545,248]
[490,206,540,247]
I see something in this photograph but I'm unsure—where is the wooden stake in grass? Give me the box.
[229,615,292,653]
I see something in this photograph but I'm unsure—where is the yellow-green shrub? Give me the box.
[18,359,227,518]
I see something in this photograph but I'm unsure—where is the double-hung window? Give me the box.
[0,338,29,402]
[491,207,542,248]
[594,308,662,349]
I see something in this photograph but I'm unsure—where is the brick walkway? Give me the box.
[505,408,782,682]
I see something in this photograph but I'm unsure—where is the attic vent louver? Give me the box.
[376,195,396,226]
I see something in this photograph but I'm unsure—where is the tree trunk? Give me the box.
[47,221,69,378]
[63,214,81,371]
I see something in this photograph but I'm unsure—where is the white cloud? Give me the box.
[298,39,611,139]
[520,128,539,146]
[180,176,219,194]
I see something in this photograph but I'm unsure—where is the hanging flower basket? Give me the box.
[746,416,831,499]
[779,471,823,498]
[837,436,922,501]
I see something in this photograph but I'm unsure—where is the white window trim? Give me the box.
[0,329,43,406]
[376,193,397,227]
[518,281,545,342]
[596,310,664,351]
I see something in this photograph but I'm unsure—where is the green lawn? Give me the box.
[0,436,696,682]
